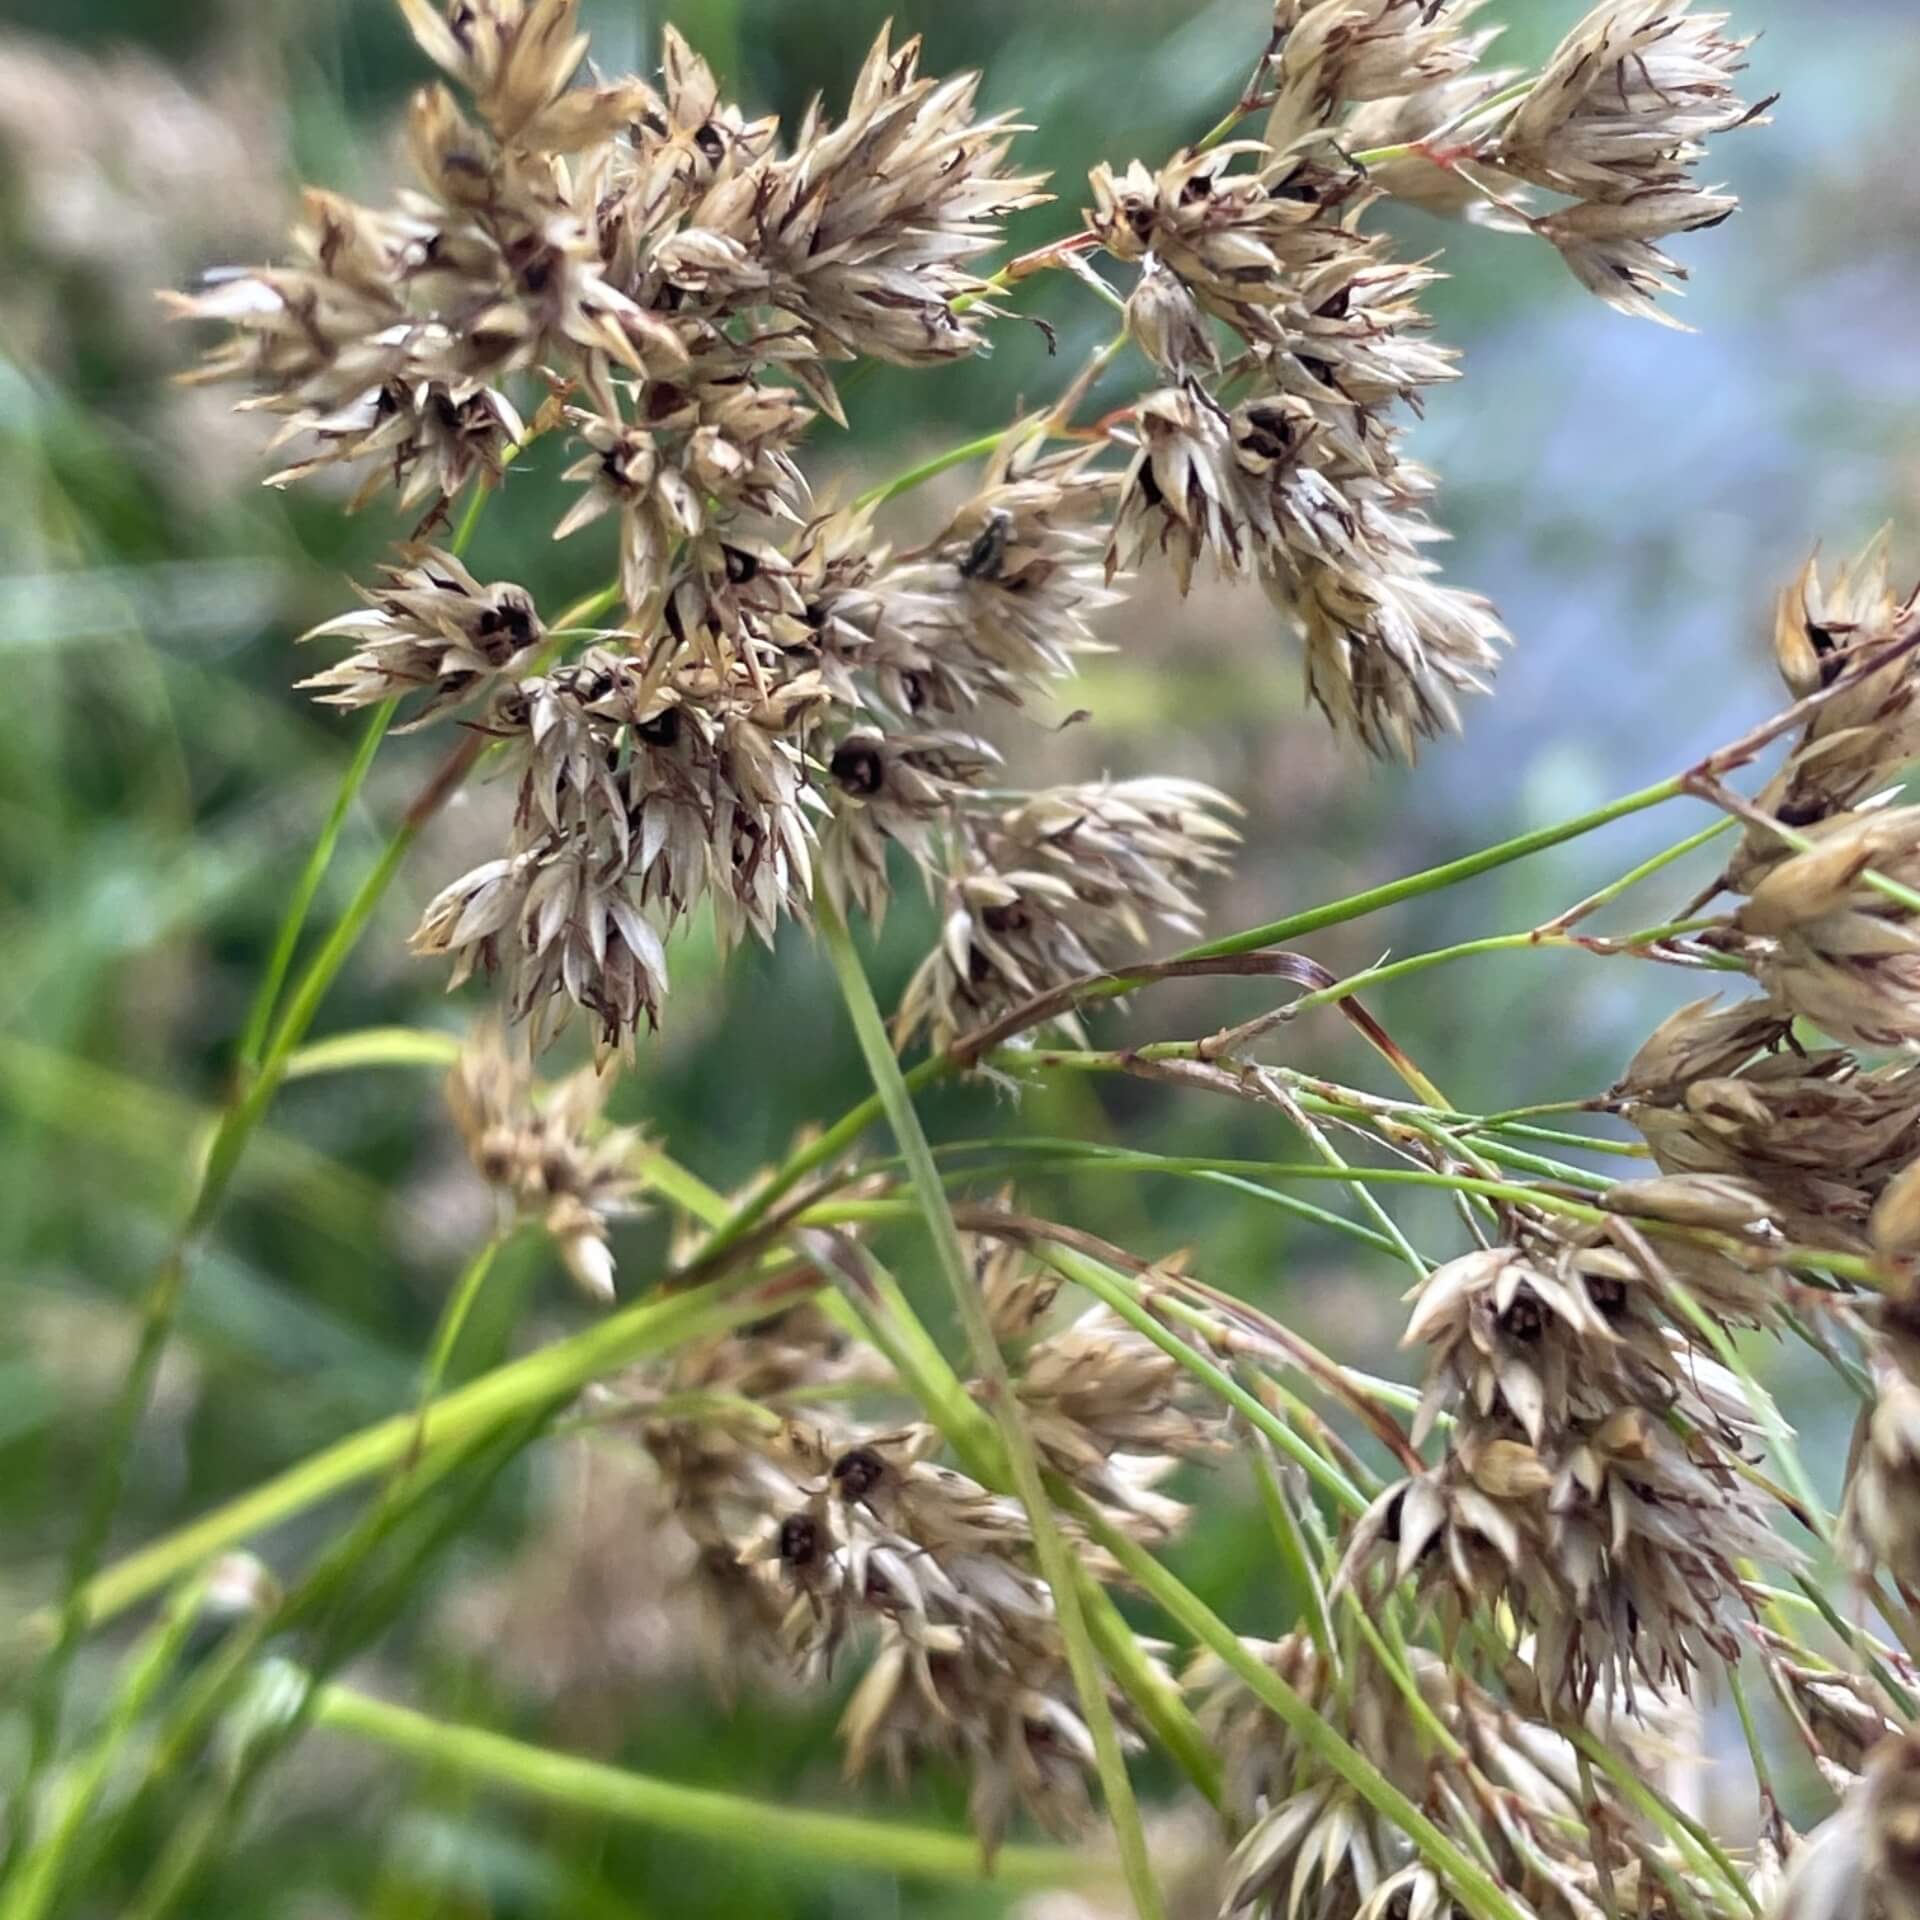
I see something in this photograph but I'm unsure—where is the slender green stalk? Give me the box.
[234,700,399,1073]
[12,712,443,1856]
[1272,1092,1428,1279]
[415,1234,508,1412]
[1788,1573,1919,1718]
[309,1683,1093,1890]
[1009,1057,1633,1189]
[282,1026,462,1079]
[1250,1449,1337,1666]
[711,774,1700,1253]
[0,1574,210,1920]
[29,1268,813,1645]
[1170,778,1694,962]
[123,1404,562,1920]
[818,905,1165,1920]
[827,1149,1876,1288]
[852,428,1013,511]
[1277,919,1730,1019]
[1534,814,1737,934]
[1726,1667,1775,1807]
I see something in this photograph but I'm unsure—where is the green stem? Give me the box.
[235,701,398,1073]
[1726,1666,1776,1807]
[851,428,1014,512]
[710,775,1698,1252]
[1278,919,1731,1019]
[309,1683,1091,1890]
[415,1233,508,1416]
[860,1147,1878,1289]
[817,905,1165,1920]
[0,1575,210,1920]
[28,1269,812,1646]
[1535,814,1736,934]
[1250,1448,1337,1667]
[1141,778,1694,970]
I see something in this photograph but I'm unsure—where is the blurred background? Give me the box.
[4,0,1918,1913]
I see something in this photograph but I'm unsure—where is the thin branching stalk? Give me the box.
[309,1683,1100,1891]
[819,902,1167,1920]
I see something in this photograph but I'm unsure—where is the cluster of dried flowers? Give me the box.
[621,1234,1218,1855]
[170,0,1920,1912]
[170,0,1766,1064]
[1343,1203,1785,1708]
[1199,1629,1709,1920]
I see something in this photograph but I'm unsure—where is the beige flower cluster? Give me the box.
[169,0,1766,1065]
[625,1235,1220,1855]
[1198,1631,1706,1920]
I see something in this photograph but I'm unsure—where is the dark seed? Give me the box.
[636,708,681,748]
[958,511,1011,582]
[1379,1487,1407,1543]
[1585,1273,1629,1321]
[1498,1289,1545,1343]
[831,741,885,795]
[832,1446,886,1499]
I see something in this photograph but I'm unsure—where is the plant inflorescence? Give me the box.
[20,6,1920,1920]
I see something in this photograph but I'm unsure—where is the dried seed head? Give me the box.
[999,1273,1222,1541]
[162,189,532,509]
[1622,1001,1920,1256]
[1107,359,1507,760]
[1731,539,1920,892]
[1532,186,1737,331]
[555,387,810,635]
[1874,1161,1920,1275]
[1617,994,1790,1093]
[1344,58,1530,224]
[1843,1348,1920,1594]
[1873,1732,1920,1920]
[1087,148,1363,342]
[794,443,1121,736]
[446,1020,643,1296]
[818,727,999,924]
[398,0,656,153]
[739,26,1049,369]
[1498,1,1763,200]
[1125,258,1221,381]
[1265,0,1491,149]
[1494,0,1768,325]
[1599,1172,1778,1232]
[1195,1625,1662,1920]
[297,549,542,727]
[1733,806,1920,1050]
[1357,1216,1789,1708]
[894,779,1238,1052]
[411,843,672,1061]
